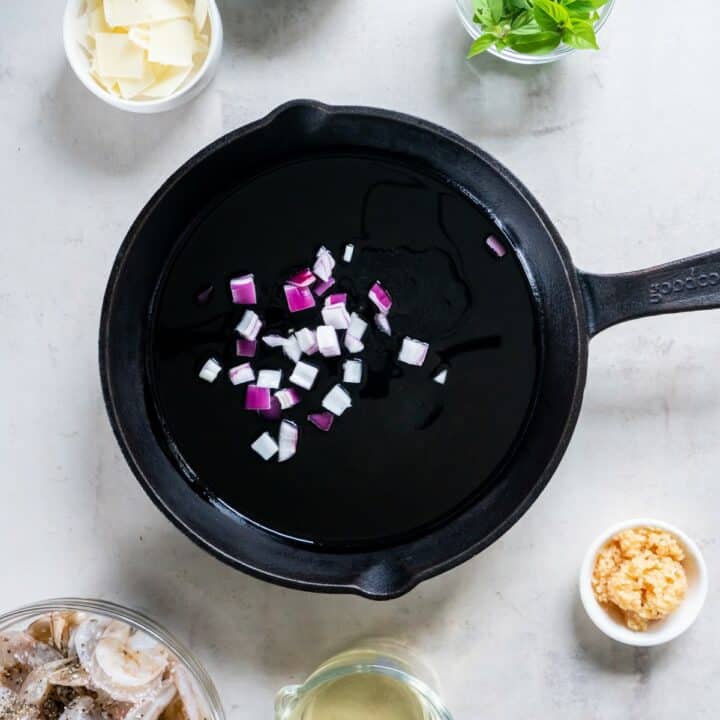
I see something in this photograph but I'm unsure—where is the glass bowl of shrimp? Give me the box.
[0,598,224,720]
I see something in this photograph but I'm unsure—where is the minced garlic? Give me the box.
[592,527,688,631]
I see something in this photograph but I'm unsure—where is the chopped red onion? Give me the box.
[325,293,348,306]
[229,274,257,305]
[398,337,429,367]
[290,361,319,390]
[342,359,363,384]
[283,334,302,362]
[348,312,368,340]
[313,277,336,296]
[368,281,392,314]
[245,384,272,411]
[257,369,282,389]
[236,310,263,341]
[374,313,392,336]
[195,285,214,305]
[321,302,351,330]
[228,362,255,386]
[288,268,316,287]
[258,396,282,420]
[236,338,257,357]
[344,333,364,354]
[262,334,288,349]
[433,369,448,385]
[198,358,222,383]
[278,420,299,462]
[322,384,352,416]
[284,284,316,313]
[317,325,341,357]
[295,328,318,355]
[343,244,354,263]
[275,387,301,410]
[307,411,334,432]
[251,432,278,460]
[486,235,507,258]
[313,246,336,282]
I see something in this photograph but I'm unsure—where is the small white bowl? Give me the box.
[63,0,223,114]
[579,518,708,647]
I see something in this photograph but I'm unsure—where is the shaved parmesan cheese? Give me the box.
[193,0,208,30]
[117,63,156,98]
[88,6,111,35]
[104,0,191,28]
[128,25,151,50]
[193,32,209,55]
[148,18,194,67]
[74,13,92,52]
[95,33,146,78]
[141,63,191,97]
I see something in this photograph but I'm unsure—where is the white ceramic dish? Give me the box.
[62,0,223,114]
[579,518,708,647]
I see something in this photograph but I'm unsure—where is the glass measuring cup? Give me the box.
[275,639,453,720]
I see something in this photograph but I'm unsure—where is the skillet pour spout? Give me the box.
[100,100,720,598]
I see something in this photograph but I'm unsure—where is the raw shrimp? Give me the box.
[20,659,76,705]
[0,632,62,670]
[169,665,210,720]
[58,697,101,720]
[123,681,176,720]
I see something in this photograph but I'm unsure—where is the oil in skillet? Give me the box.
[149,154,539,548]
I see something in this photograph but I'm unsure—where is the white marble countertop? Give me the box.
[2,1,719,718]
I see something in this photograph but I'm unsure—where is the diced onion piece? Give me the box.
[288,268,316,287]
[229,274,257,305]
[313,277,336,296]
[275,388,301,410]
[295,328,318,355]
[343,359,363,384]
[325,293,347,306]
[283,334,302,363]
[322,384,352,416]
[236,310,263,341]
[486,235,507,258]
[347,312,368,340]
[278,420,299,462]
[317,325,341,357]
[262,334,287,349]
[307,412,334,432]
[313,246,336,282]
[284,284,316,313]
[198,358,221,383]
[368,281,392,314]
[398,337,429,367]
[257,369,282,389]
[343,244,354,262]
[374,313,391,336]
[236,339,257,357]
[228,363,255,386]
[245,385,272,411]
[195,284,214,305]
[258,396,282,420]
[344,333,364,354]
[433,369,448,385]
[290,361,319,390]
[251,432,278,461]
[321,303,351,330]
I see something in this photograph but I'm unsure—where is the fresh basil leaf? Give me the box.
[590,0,609,7]
[564,0,595,16]
[507,29,562,53]
[487,0,504,24]
[506,0,531,9]
[562,18,599,48]
[472,0,493,25]
[511,9,534,29]
[467,33,498,58]
[533,0,570,29]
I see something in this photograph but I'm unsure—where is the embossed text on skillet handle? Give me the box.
[578,249,720,337]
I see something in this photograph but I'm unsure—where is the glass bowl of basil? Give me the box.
[456,0,616,64]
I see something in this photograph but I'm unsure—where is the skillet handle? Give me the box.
[579,250,720,337]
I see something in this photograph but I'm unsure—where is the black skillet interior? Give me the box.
[101,101,585,597]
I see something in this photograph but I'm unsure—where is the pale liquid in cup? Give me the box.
[287,672,425,720]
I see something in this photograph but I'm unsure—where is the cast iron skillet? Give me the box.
[100,100,720,599]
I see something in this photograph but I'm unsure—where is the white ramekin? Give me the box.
[62,0,223,113]
[579,518,708,647]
